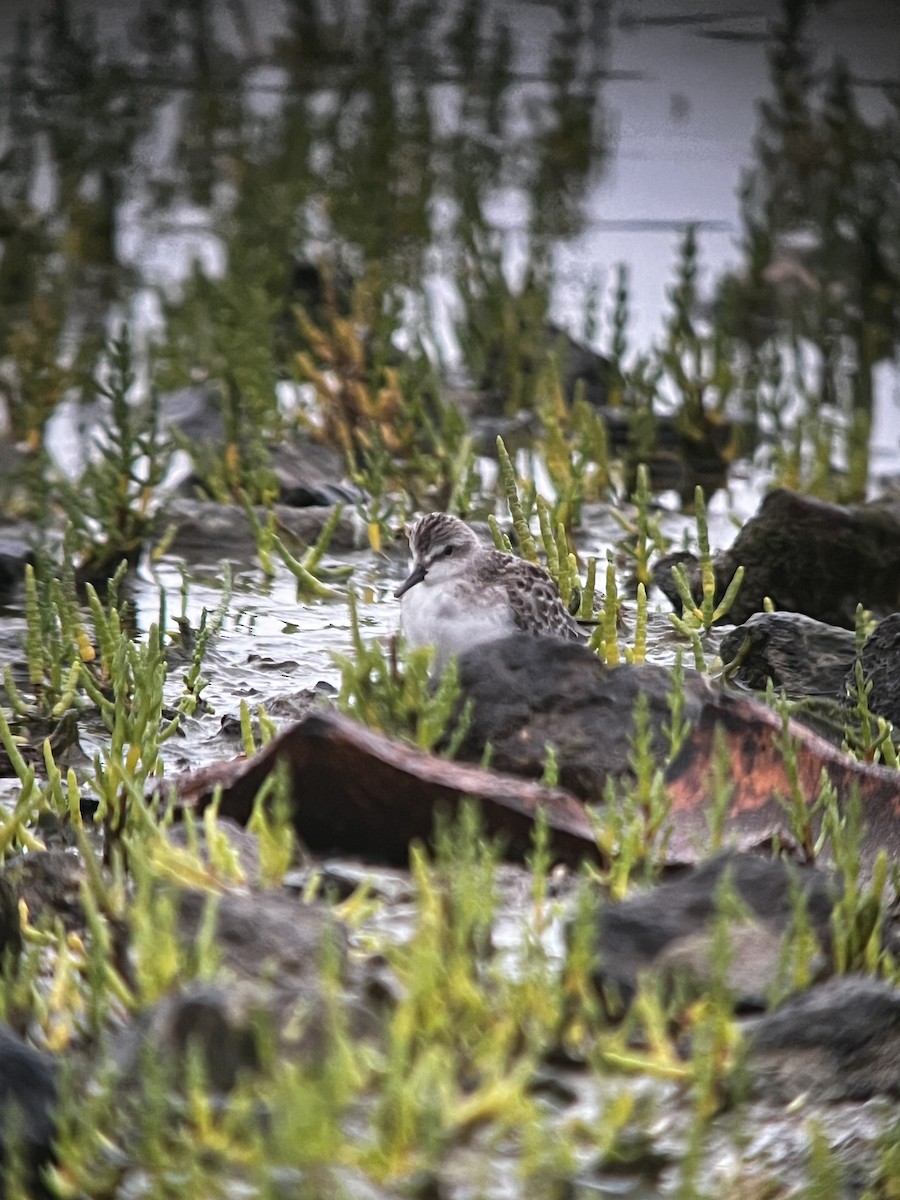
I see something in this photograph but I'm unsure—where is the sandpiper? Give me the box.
[394,512,583,666]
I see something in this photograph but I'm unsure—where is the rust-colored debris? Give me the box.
[663,692,900,868]
[152,698,900,873]
[153,709,602,865]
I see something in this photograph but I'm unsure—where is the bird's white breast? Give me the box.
[400,576,515,666]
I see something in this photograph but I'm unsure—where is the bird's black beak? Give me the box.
[394,563,426,598]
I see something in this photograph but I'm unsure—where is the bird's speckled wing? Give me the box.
[494,555,584,640]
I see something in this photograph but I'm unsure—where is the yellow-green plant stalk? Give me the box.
[488,514,514,552]
[496,435,538,562]
[624,582,648,664]
[536,495,559,579]
[272,532,341,598]
[611,463,668,589]
[589,556,620,664]
[579,555,598,620]
[672,484,748,648]
[663,651,691,760]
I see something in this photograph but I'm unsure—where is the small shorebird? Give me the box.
[394,512,583,666]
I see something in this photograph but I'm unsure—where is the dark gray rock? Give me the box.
[451,634,712,802]
[0,537,32,597]
[160,498,365,560]
[112,982,262,1093]
[164,817,263,885]
[161,385,360,507]
[0,877,22,963]
[746,975,900,1101]
[115,888,357,1091]
[719,611,857,698]
[849,612,900,727]
[269,440,363,508]
[589,853,837,1011]
[159,383,226,445]
[2,849,87,933]
[177,888,347,1003]
[0,1025,57,1195]
[596,406,734,506]
[654,489,900,628]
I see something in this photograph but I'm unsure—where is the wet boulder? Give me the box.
[450,634,713,802]
[598,406,735,506]
[849,612,900,727]
[0,536,32,599]
[1,849,88,934]
[159,498,365,561]
[587,853,837,1012]
[719,611,857,698]
[269,440,363,508]
[113,888,359,1091]
[746,975,900,1101]
[0,1025,58,1195]
[653,489,900,628]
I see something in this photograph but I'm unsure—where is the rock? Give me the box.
[719,611,857,697]
[451,634,713,802]
[548,322,611,408]
[115,888,359,1091]
[2,849,87,932]
[653,489,900,628]
[746,975,900,1101]
[176,888,347,1008]
[466,324,611,419]
[269,440,363,508]
[0,536,32,598]
[112,982,263,1093]
[160,383,361,507]
[849,612,900,727]
[597,406,734,506]
[654,920,802,1006]
[663,687,900,877]
[589,853,837,1011]
[159,383,226,445]
[156,638,900,874]
[156,706,600,866]
[159,498,365,561]
[164,817,264,885]
[0,878,21,963]
[0,1024,57,1194]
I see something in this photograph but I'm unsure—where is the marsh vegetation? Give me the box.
[0,0,899,1195]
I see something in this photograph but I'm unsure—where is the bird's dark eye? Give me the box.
[442,545,454,557]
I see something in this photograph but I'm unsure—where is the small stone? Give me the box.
[746,975,900,1101]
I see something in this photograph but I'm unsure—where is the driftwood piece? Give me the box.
[152,692,900,875]
[154,709,601,866]
[663,691,900,868]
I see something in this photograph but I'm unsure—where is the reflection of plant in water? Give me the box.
[157,240,288,503]
[290,264,480,527]
[454,239,556,416]
[0,0,613,511]
[0,2,162,333]
[61,329,174,576]
[1,293,75,452]
[718,0,900,496]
